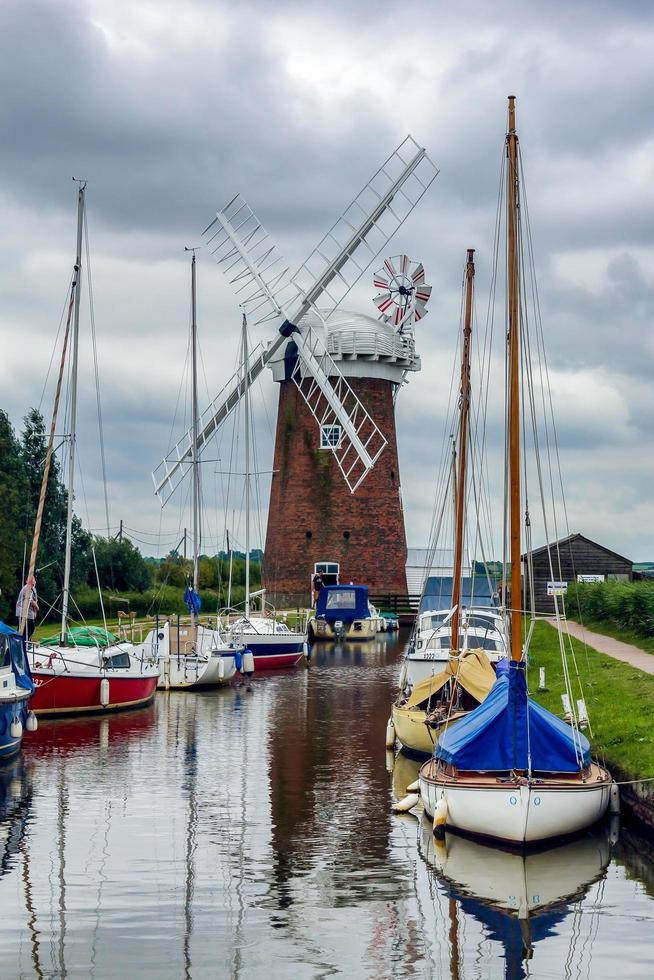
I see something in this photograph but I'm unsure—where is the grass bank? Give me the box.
[529,620,654,779]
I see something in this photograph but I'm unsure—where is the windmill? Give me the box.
[153,136,438,605]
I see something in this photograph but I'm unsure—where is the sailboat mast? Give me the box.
[451,248,475,651]
[190,251,200,624]
[60,182,85,642]
[506,95,522,662]
[242,314,250,618]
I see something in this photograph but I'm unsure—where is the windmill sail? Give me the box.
[154,136,438,502]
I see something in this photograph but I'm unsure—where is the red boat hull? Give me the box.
[29,671,158,717]
[252,651,305,670]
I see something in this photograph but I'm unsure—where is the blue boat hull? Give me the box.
[0,696,30,759]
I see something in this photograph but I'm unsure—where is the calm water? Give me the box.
[0,632,653,978]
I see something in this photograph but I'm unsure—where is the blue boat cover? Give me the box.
[435,661,590,773]
[0,620,34,693]
[316,584,369,624]
[420,575,497,614]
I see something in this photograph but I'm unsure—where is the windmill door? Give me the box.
[313,561,339,587]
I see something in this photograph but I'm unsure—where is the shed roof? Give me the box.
[522,533,632,566]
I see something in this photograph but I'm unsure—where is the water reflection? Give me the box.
[0,631,649,977]
[419,820,614,976]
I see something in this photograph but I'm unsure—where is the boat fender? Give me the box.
[218,656,226,680]
[234,650,243,672]
[10,719,22,739]
[26,711,38,733]
[392,793,420,813]
[100,677,110,707]
[242,651,255,676]
[385,717,396,749]
[610,782,620,816]
[406,778,420,793]
[433,798,447,837]
[398,662,408,690]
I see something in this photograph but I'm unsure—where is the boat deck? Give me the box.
[421,759,611,788]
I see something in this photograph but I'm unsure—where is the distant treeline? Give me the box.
[0,407,262,623]
[567,580,654,637]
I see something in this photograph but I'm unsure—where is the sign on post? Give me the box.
[577,574,605,583]
[547,581,568,596]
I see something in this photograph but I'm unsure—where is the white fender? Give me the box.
[433,797,448,835]
[385,717,396,749]
[398,662,408,690]
[100,677,110,707]
[10,720,22,739]
[392,793,420,813]
[610,782,620,815]
[26,711,38,732]
[242,651,255,675]
[218,656,226,679]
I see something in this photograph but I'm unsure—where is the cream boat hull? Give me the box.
[419,759,612,845]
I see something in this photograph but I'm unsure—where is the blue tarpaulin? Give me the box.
[184,587,201,617]
[420,575,497,614]
[0,620,34,693]
[435,661,590,773]
[316,585,369,625]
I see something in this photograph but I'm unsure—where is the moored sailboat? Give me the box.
[419,98,613,844]
[138,250,244,688]
[25,183,159,715]
[392,250,497,756]
[222,314,307,670]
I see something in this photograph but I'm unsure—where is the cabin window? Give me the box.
[320,424,342,449]
[0,638,11,669]
[326,590,356,609]
[104,652,131,669]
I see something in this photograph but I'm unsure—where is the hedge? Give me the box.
[566,580,654,637]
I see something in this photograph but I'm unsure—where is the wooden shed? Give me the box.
[523,533,633,615]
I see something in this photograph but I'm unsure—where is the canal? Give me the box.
[0,631,653,977]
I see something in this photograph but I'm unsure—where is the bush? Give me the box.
[567,580,654,637]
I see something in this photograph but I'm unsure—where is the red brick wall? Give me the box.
[264,377,408,603]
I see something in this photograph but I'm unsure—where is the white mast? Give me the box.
[243,313,250,619]
[190,250,201,625]
[60,182,85,643]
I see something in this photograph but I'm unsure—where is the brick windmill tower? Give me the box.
[264,256,430,606]
[153,139,437,607]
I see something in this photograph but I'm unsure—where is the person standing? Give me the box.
[16,576,39,641]
[312,572,324,608]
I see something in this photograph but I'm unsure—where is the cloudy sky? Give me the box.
[1,0,653,562]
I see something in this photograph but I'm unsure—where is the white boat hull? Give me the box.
[420,762,612,845]
[134,623,240,690]
[157,651,237,689]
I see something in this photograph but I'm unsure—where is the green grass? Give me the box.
[529,621,654,779]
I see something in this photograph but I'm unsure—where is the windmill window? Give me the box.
[320,424,342,449]
[343,530,351,540]
[305,530,313,540]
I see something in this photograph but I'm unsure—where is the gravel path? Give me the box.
[547,618,654,676]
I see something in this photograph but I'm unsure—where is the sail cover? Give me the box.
[435,661,590,773]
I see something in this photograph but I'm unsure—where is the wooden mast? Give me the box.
[506,95,522,662]
[450,248,475,651]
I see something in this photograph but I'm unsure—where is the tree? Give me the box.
[0,412,29,620]
[90,537,153,592]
